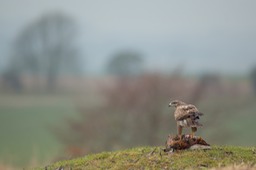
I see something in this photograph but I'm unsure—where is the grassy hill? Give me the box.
[36,146,256,170]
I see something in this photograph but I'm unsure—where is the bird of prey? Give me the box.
[169,100,203,138]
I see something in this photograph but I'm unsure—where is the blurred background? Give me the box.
[1,0,256,169]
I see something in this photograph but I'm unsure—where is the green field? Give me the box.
[199,97,256,146]
[0,94,79,167]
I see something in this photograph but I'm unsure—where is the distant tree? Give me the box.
[250,66,256,95]
[1,68,22,92]
[190,73,222,104]
[9,12,80,91]
[106,51,143,76]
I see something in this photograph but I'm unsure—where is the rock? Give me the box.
[189,144,211,150]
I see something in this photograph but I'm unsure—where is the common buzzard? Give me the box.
[169,100,203,138]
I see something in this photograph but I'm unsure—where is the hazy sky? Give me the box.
[1,0,256,74]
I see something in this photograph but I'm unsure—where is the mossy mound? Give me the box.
[36,146,256,170]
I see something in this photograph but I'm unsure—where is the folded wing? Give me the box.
[175,104,203,121]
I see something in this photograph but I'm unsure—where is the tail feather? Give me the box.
[198,112,204,116]
[195,122,203,126]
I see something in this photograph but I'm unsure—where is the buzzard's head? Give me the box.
[169,100,185,108]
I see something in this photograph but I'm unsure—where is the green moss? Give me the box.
[35,146,256,170]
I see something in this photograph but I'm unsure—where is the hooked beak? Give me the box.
[168,103,172,107]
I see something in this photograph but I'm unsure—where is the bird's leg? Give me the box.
[191,127,197,139]
[177,125,183,140]
[191,131,194,138]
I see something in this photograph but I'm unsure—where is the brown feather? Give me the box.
[172,101,203,128]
